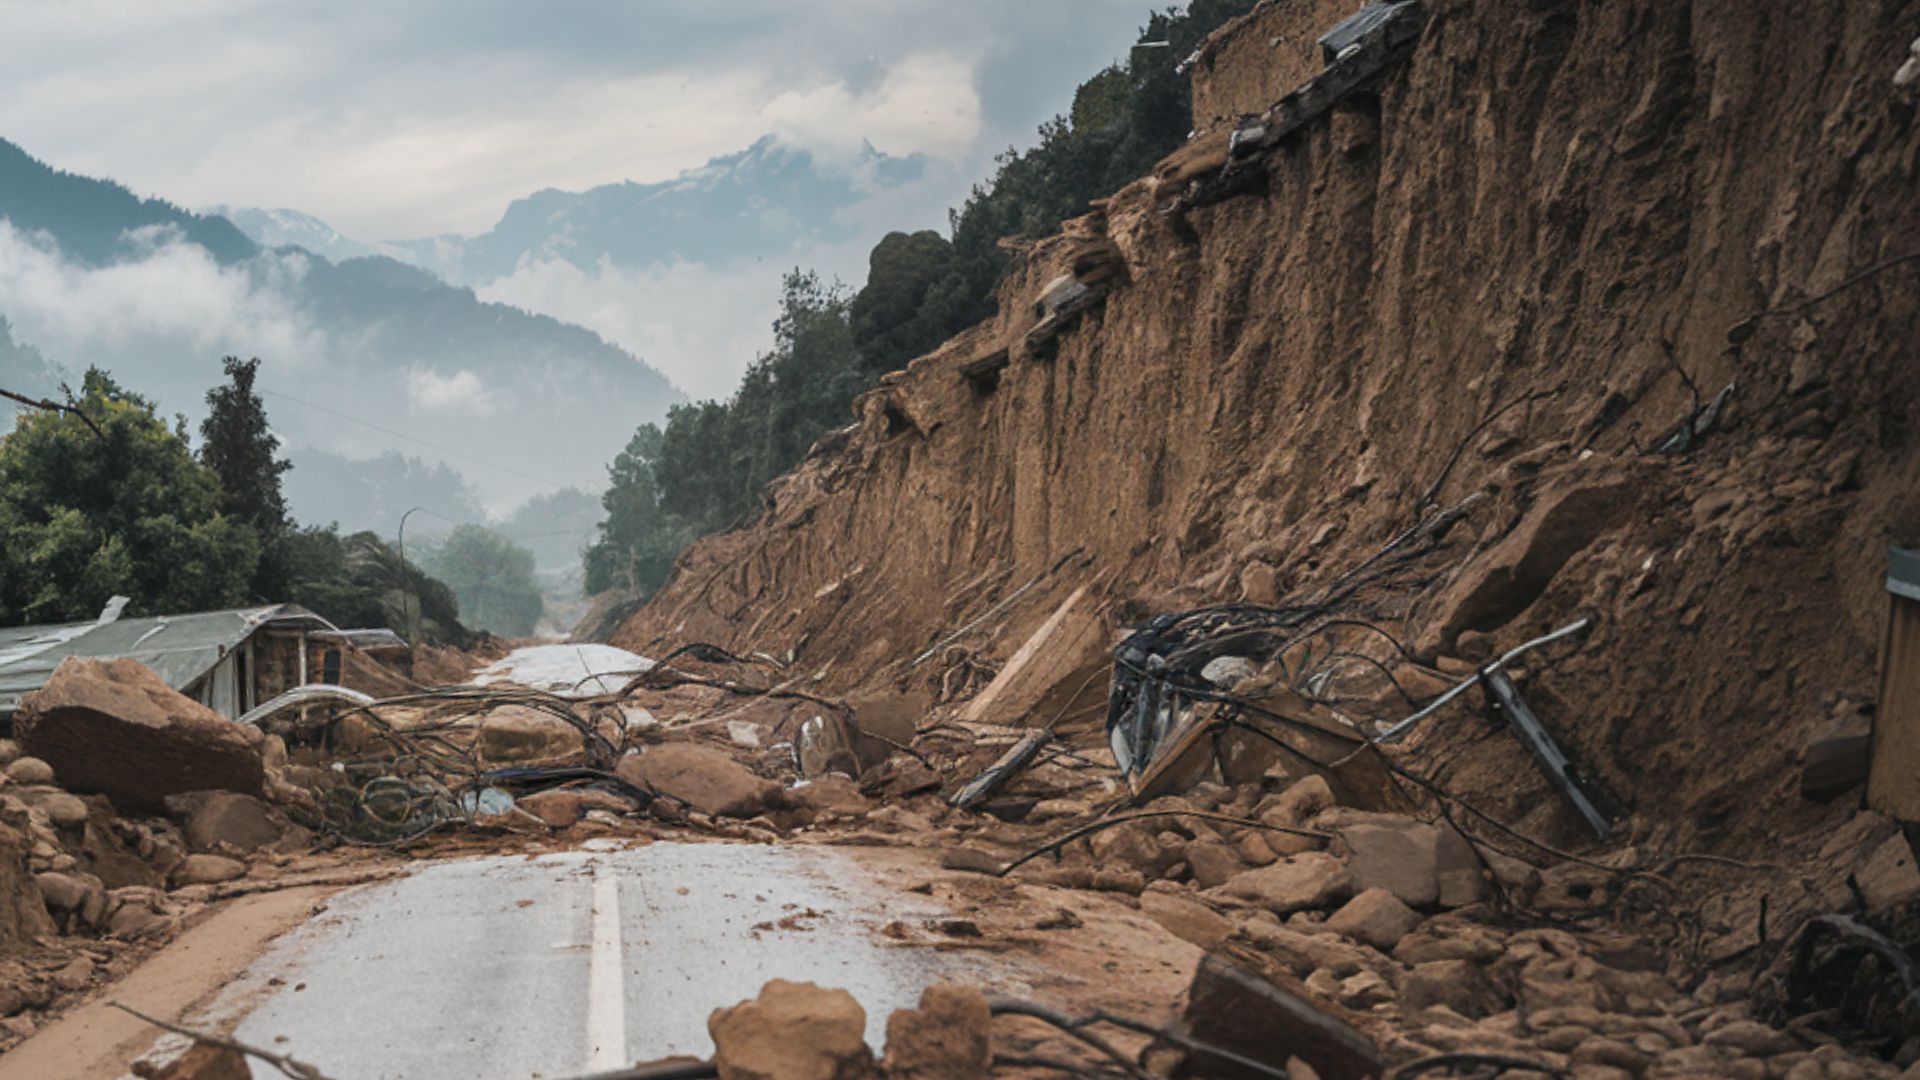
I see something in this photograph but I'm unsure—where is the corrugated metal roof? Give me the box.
[1317,1,1419,63]
[0,604,336,713]
[1891,546,1920,604]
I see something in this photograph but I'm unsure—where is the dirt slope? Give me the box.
[617,0,1920,879]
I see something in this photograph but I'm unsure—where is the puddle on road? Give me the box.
[192,842,1010,1080]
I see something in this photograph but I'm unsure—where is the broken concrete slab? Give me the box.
[958,585,1106,728]
[1173,954,1383,1080]
[708,978,876,1080]
[14,658,264,813]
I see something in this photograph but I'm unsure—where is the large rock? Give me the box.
[171,854,247,887]
[14,658,263,813]
[475,706,585,762]
[708,979,875,1080]
[881,984,991,1080]
[1323,887,1422,950]
[1216,853,1352,914]
[1335,817,1442,908]
[515,790,584,829]
[4,757,53,785]
[1257,776,1335,830]
[171,793,283,853]
[618,743,778,819]
[1139,888,1234,951]
[1400,958,1507,1018]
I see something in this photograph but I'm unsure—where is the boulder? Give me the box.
[1258,776,1335,829]
[171,854,247,887]
[33,870,90,911]
[173,793,283,853]
[1421,473,1633,653]
[1400,959,1507,1018]
[14,658,263,813]
[1323,887,1422,951]
[34,791,90,829]
[1434,827,1489,908]
[1139,889,1234,951]
[881,984,991,1080]
[475,706,584,762]
[1183,840,1244,890]
[618,743,778,819]
[708,979,875,1080]
[787,775,873,819]
[0,741,19,767]
[1216,853,1352,914]
[4,757,53,785]
[516,790,585,829]
[1336,818,1442,908]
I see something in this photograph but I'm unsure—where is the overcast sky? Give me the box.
[0,0,1152,241]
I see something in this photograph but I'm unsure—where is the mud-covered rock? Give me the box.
[5,757,54,785]
[1400,959,1507,1018]
[708,978,875,1080]
[475,705,585,762]
[1334,817,1442,908]
[14,658,264,812]
[882,984,990,1080]
[171,854,247,887]
[172,792,284,852]
[1257,776,1334,830]
[1323,887,1421,950]
[516,790,585,828]
[1139,887,1233,950]
[619,743,778,819]
[1216,852,1351,914]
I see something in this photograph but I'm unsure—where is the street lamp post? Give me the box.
[396,506,427,650]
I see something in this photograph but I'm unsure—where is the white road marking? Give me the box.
[587,860,628,1070]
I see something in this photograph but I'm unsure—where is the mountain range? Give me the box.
[0,137,683,521]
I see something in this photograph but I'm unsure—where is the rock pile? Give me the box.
[0,660,317,1050]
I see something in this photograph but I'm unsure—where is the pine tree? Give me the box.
[199,356,290,535]
[200,356,293,599]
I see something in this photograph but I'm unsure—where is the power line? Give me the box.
[261,388,575,490]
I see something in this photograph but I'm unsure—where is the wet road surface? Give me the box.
[210,842,995,1079]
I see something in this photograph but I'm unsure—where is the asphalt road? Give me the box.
[216,842,993,1079]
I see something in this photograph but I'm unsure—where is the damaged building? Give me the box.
[0,602,406,732]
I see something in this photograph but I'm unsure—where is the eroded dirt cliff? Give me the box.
[618,0,1919,918]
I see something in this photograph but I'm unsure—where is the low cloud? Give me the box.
[0,221,330,400]
[406,367,499,416]
[477,256,783,402]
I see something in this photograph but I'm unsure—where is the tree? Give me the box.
[850,231,960,374]
[0,368,259,623]
[419,524,543,637]
[200,356,290,533]
[200,356,294,598]
[584,423,696,597]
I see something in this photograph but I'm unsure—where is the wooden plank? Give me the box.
[1870,595,1920,822]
